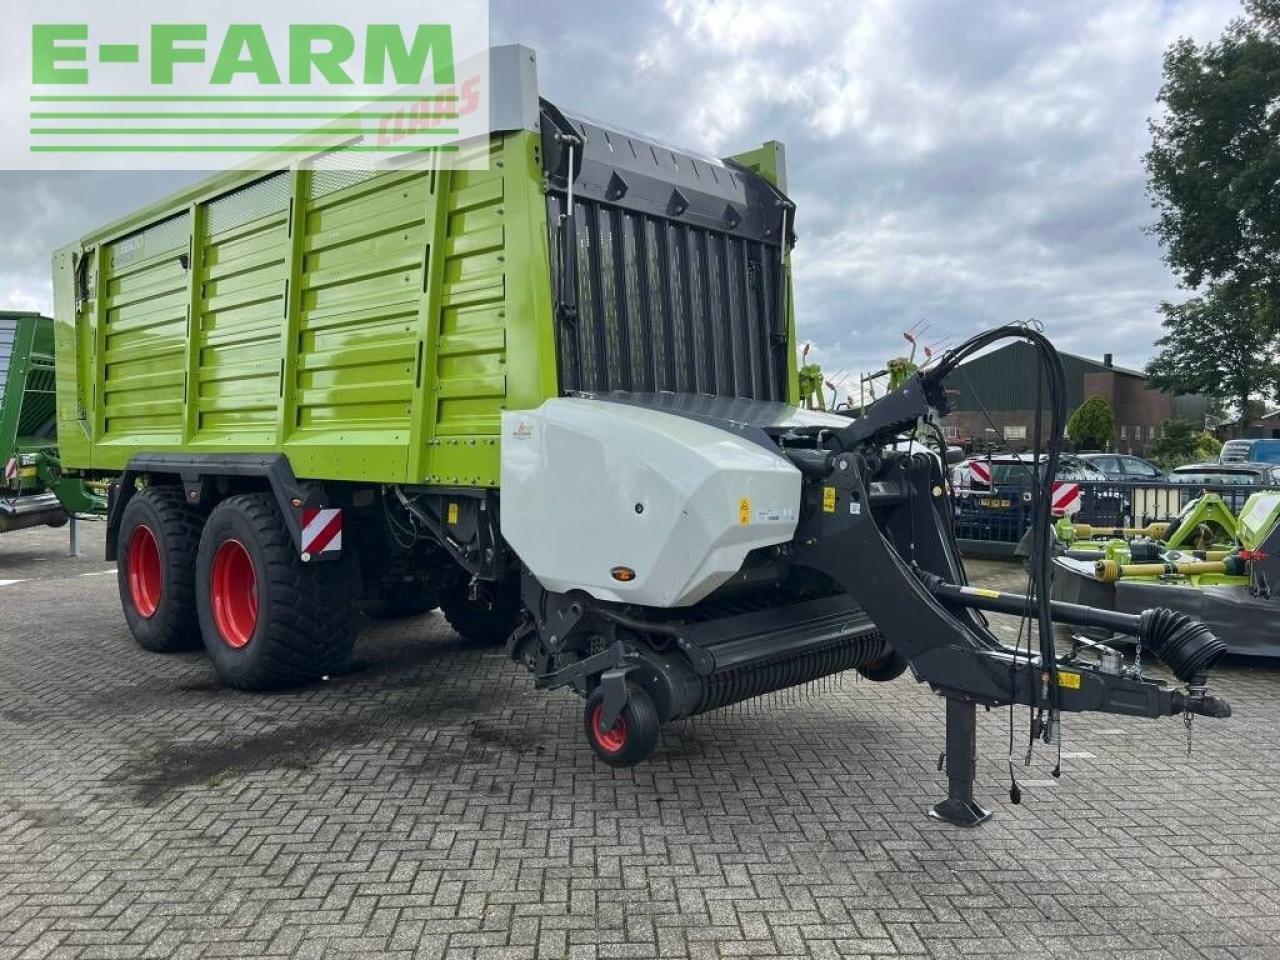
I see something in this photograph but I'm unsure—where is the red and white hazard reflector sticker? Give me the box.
[1050,481,1081,516]
[300,507,342,557]
[3,457,17,482]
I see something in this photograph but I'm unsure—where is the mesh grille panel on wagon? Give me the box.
[549,195,786,401]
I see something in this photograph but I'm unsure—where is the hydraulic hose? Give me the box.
[928,325,1068,698]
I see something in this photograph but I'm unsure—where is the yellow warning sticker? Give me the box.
[447,501,459,525]
[738,497,751,525]
[822,486,837,513]
[1057,671,1082,690]
[962,586,1001,599]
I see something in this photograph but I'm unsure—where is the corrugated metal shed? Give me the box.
[942,341,1132,412]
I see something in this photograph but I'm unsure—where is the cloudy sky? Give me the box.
[1,0,1244,397]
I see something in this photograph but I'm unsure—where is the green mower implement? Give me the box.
[1052,490,1280,656]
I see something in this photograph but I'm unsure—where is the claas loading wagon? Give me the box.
[55,47,1232,823]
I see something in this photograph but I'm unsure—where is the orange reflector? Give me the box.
[611,566,636,582]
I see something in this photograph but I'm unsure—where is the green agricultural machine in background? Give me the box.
[1,310,105,535]
[1051,490,1280,656]
[50,46,1235,824]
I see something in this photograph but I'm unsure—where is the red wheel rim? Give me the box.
[590,704,627,753]
[211,539,258,649]
[127,525,162,618]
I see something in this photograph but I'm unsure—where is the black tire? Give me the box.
[195,493,360,691]
[439,573,522,645]
[858,648,909,682]
[117,486,203,653]
[45,511,69,529]
[583,684,660,767]
[363,551,439,619]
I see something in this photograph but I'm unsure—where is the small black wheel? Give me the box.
[195,493,360,690]
[439,573,522,646]
[858,648,909,682]
[117,486,203,652]
[582,684,660,767]
[45,511,69,529]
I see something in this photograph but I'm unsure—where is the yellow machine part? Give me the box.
[1073,522,1168,540]
[1094,558,1228,583]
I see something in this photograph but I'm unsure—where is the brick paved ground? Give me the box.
[2,520,1278,959]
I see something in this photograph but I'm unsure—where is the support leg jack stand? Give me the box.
[929,698,992,827]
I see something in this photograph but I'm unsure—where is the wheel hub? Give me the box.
[211,539,258,648]
[127,525,162,618]
[590,704,628,752]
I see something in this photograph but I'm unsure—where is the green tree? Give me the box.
[1144,0,1280,431]
[1066,396,1115,450]
[1193,430,1223,462]
[1147,419,1224,467]
[1145,282,1280,431]
[1148,419,1197,467]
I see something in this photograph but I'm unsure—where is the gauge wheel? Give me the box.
[582,684,659,767]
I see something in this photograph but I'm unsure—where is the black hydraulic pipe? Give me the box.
[924,578,1141,636]
[921,576,1228,685]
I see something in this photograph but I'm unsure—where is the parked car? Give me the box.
[1169,461,1280,485]
[1220,438,1280,464]
[1167,461,1280,513]
[951,453,1128,530]
[1077,453,1166,482]
[952,453,1111,492]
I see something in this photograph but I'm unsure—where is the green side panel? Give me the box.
[52,247,91,469]
[54,131,559,487]
[419,134,559,485]
[1,312,58,452]
[99,213,190,445]
[1163,493,1239,550]
[17,364,55,440]
[23,316,57,441]
[1239,491,1280,552]
[725,141,798,404]
[194,174,290,448]
[288,166,428,480]
[0,313,31,449]
[725,141,788,193]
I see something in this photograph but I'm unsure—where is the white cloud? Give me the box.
[590,0,1241,390]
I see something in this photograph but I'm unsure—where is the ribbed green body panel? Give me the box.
[54,132,560,487]
[1,312,57,452]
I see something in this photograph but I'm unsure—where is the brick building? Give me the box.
[1244,409,1280,439]
[937,342,1208,456]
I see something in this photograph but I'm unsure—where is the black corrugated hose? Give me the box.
[1139,608,1227,684]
